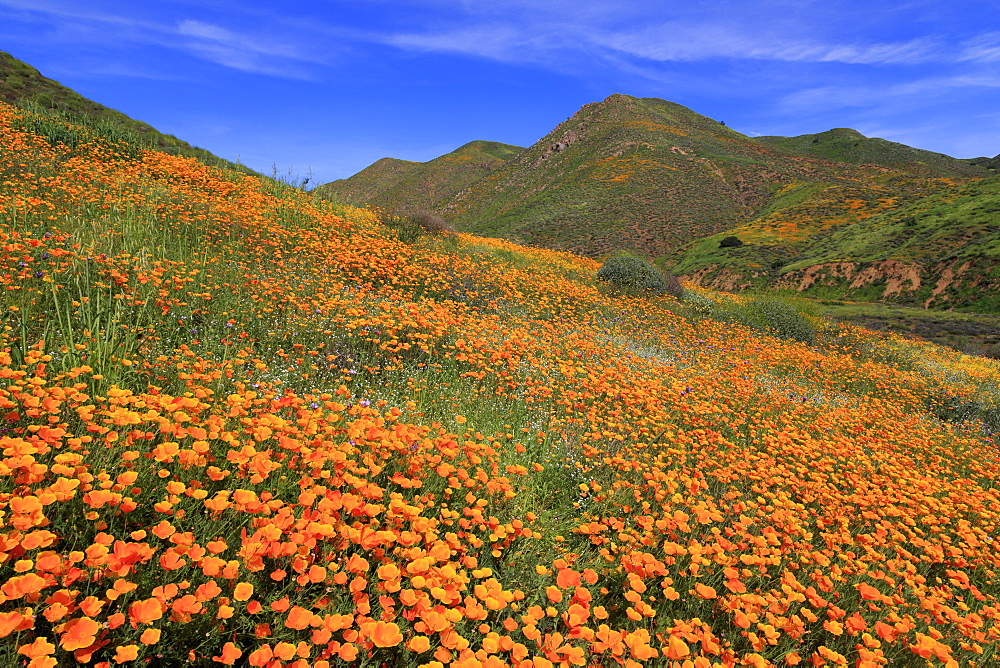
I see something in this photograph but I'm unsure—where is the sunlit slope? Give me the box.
[755,128,987,178]
[315,140,523,212]
[1,101,999,666]
[0,50,252,174]
[441,94,805,257]
[675,174,1000,312]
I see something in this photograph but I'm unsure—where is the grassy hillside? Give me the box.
[755,129,987,178]
[325,95,986,277]
[675,175,1000,312]
[969,154,1000,171]
[440,94,808,257]
[2,100,1000,666]
[315,141,523,213]
[0,50,254,174]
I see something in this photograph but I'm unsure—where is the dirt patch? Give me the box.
[779,262,856,291]
[684,265,756,292]
[848,260,921,298]
[924,260,971,309]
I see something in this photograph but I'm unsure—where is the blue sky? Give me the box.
[2,0,999,185]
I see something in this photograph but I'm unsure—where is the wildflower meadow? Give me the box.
[0,101,998,667]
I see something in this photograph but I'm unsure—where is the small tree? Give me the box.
[719,235,743,248]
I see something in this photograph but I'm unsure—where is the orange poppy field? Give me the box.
[1,101,999,667]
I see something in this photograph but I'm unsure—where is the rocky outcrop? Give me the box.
[849,260,921,298]
[924,260,972,308]
[787,262,856,291]
[684,257,998,311]
[686,265,762,292]
[775,257,997,309]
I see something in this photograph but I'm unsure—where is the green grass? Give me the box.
[816,300,1000,359]
[755,128,987,178]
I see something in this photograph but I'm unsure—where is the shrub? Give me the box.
[682,291,713,309]
[597,252,682,297]
[410,211,455,236]
[712,296,816,344]
[719,235,744,248]
[662,273,685,299]
[377,209,455,244]
[732,297,816,344]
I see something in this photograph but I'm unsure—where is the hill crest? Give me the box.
[314,140,523,212]
[0,50,251,173]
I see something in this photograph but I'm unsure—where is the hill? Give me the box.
[315,140,523,212]
[776,174,1000,310]
[755,128,986,178]
[437,94,807,257]
[672,173,1000,312]
[320,95,988,271]
[969,154,1000,171]
[0,49,253,173]
[3,98,1000,666]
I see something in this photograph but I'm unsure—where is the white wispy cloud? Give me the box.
[959,32,1000,63]
[385,25,547,61]
[175,19,320,78]
[0,1,324,79]
[783,73,1000,113]
[594,24,942,66]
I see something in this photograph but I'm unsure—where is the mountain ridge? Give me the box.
[754,128,986,178]
[318,94,989,258]
[315,94,996,311]
[315,140,523,212]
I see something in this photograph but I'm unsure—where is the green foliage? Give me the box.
[597,252,682,296]
[714,295,817,344]
[11,100,151,160]
[719,235,743,248]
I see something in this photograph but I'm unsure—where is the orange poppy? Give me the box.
[371,621,403,648]
[59,616,100,651]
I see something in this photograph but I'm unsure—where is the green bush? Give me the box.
[720,297,816,344]
[597,252,683,297]
[719,235,744,248]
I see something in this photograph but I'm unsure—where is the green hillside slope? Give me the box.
[315,140,523,212]
[969,154,1000,171]
[0,50,253,173]
[756,128,987,178]
[674,175,1000,312]
[774,174,1000,311]
[441,95,985,262]
[441,94,802,257]
[315,157,421,204]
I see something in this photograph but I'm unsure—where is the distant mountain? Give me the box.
[314,140,523,212]
[755,128,986,178]
[315,157,420,205]
[0,50,251,173]
[968,154,1000,171]
[437,94,812,257]
[321,95,987,262]
[315,93,996,311]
